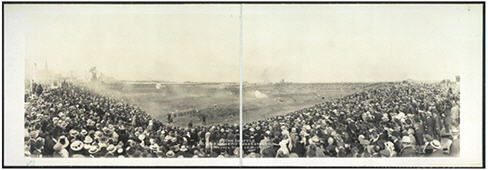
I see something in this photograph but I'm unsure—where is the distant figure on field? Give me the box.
[167,113,173,124]
[202,115,206,125]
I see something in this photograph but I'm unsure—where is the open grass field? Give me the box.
[86,82,377,126]
[242,83,374,123]
[87,82,239,127]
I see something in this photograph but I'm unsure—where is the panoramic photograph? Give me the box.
[241,4,468,158]
[3,2,483,168]
[20,4,241,158]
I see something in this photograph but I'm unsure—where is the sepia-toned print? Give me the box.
[242,4,467,158]
[2,2,484,168]
[21,4,241,158]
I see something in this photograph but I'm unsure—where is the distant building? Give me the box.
[31,60,61,84]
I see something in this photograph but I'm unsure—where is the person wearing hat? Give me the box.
[80,129,88,137]
[105,144,117,157]
[423,112,436,140]
[94,131,104,140]
[166,150,176,158]
[98,136,110,148]
[315,144,327,157]
[53,136,70,158]
[116,125,129,145]
[259,134,274,158]
[383,141,397,157]
[400,136,416,157]
[69,129,80,139]
[178,144,192,158]
[84,135,94,144]
[358,135,370,146]
[69,140,84,155]
[294,134,307,157]
[305,142,318,158]
[389,131,403,154]
[88,145,101,157]
[413,116,425,146]
[42,133,57,157]
[30,137,45,158]
[275,137,291,158]
[423,139,442,156]
[324,137,337,157]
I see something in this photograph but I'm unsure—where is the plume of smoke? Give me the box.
[254,90,268,99]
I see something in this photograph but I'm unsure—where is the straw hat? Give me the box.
[170,137,177,143]
[81,129,88,136]
[107,144,116,153]
[70,140,84,151]
[179,145,188,152]
[84,136,93,144]
[430,140,441,150]
[305,125,312,131]
[401,136,412,144]
[149,144,159,151]
[166,150,175,158]
[117,148,124,154]
[83,144,91,150]
[94,131,104,139]
[88,145,99,154]
[69,129,80,137]
[29,131,39,139]
[138,134,146,141]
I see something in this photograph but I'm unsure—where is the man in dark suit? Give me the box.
[42,134,56,157]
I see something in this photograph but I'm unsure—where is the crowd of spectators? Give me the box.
[24,80,460,159]
[243,81,460,158]
[24,81,239,158]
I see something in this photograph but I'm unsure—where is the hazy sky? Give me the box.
[243,4,482,83]
[7,4,241,82]
[6,4,483,82]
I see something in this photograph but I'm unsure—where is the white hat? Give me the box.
[401,136,411,144]
[84,136,93,144]
[117,148,124,154]
[305,125,312,130]
[138,134,146,141]
[88,145,99,154]
[430,140,441,149]
[70,140,84,151]
[180,145,188,152]
[166,150,175,157]
[107,144,116,153]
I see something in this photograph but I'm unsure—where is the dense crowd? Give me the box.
[24,80,460,158]
[24,82,239,158]
[243,81,460,158]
